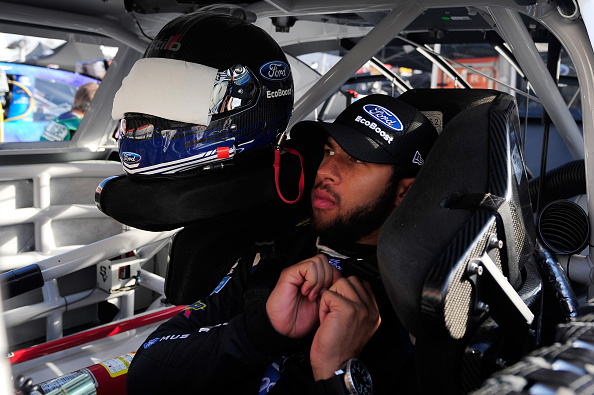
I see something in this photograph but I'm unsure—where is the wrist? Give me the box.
[315,358,373,395]
[313,361,344,381]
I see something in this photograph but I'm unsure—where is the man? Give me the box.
[40,81,99,141]
[127,93,438,395]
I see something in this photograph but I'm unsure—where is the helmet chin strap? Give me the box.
[274,130,304,204]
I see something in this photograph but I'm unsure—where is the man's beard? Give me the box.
[312,180,398,247]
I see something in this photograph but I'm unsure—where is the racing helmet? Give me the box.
[112,11,294,177]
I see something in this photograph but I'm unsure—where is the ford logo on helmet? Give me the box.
[259,61,290,81]
[363,104,403,131]
[122,152,142,164]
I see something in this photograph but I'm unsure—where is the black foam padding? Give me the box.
[1,264,44,300]
[96,138,321,231]
[164,197,313,305]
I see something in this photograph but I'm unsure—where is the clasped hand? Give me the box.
[265,254,381,380]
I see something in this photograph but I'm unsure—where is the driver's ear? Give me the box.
[394,177,415,207]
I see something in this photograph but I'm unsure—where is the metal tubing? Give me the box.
[287,2,424,129]
[0,247,91,272]
[114,292,135,321]
[35,173,54,255]
[534,7,594,268]
[0,205,107,227]
[0,2,149,52]
[488,7,585,161]
[136,238,172,264]
[0,292,12,395]
[139,269,165,295]
[0,242,165,272]
[0,162,123,181]
[558,254,594,286]
[9,305,185,366]
[4,288,122,328]
[4,294,65,328]
[248,0,520,18]
[65,288,111,312]
[42,280,64,341]
[38,229,178,281]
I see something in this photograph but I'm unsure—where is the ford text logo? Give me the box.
[143,337,160,349]
[122,152,141,164]
[259,61,290,81]
[363,104,403,131]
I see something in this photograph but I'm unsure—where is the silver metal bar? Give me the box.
[76,46,142,150]
[416,46,472,89]
[0,247,88,272]
[533,7,594,262]
[113,292,135,321]
[0,296,12,395]
[488,7,585,160]
[139,269,166,295]
[42,280,64,341]
[480,253,535,324]
[0,162,123,181]
[3,288,136,328]
[288,2,424,129]
[0,205,108,227]
[4,293,65,328]
[264,0,294,13]
[38,229,178,281]
[0,2,149,52]
[397,35,540,102]
[368,57,412,93]
[137,239,172,263]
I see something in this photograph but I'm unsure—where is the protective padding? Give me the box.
[164,197,313,305]
[97,123,323,304]
[378,89,536,341]
[96,139,320,231]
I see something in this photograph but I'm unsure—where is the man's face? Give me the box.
[311,137,397,245]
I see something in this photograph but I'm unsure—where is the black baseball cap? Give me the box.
[290,94,438,176]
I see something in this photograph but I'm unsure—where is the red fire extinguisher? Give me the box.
[16,352,134,395]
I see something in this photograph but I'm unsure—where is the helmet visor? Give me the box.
[210,64,260,118]
[118,114,236,175]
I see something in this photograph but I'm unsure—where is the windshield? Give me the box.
[0,33,117,142]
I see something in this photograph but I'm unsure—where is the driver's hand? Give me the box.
[266,254,341,339]
[310,276,381,380]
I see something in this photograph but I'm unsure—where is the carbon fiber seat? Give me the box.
[377,89,574,393]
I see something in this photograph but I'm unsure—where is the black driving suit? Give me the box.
[127,222,417,394]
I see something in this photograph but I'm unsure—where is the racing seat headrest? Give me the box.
[95,138,319,231]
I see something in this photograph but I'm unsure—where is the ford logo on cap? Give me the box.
[363,104,403,131]
[122,152,141,164]
[259,61,290,81]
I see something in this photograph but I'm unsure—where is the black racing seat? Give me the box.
[377,89,577,394]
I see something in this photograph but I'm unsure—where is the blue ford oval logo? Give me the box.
[363,104,403,131]
[143,337,160,349]
[259,61,290,81]
[121,152,141,164]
